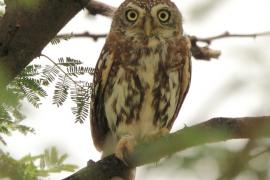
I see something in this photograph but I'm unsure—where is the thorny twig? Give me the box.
[188,31,270,60]
[192,31,270,44]
[57,32,107,42]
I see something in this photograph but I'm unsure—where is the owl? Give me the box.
[91,0,191,179]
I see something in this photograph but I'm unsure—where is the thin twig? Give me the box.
[193,31,270,44]
[57,32,107,41]
[189,30,270,60]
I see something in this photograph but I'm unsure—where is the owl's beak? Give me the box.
[144,16,152,37]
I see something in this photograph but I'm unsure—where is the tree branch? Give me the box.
[0,0,90,88]
[63,116,270,180]
[86,0,116,17]
[57,32,107,42]
[81,2,270,60]
[192,31,270,44]
[188,31,270,60]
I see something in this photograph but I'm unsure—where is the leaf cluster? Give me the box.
[45,57,94,123]
[0,56,95,144]
[0,147,77,180]
[0,65,45,144]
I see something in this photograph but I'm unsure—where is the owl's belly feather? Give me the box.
[104,52,181,139]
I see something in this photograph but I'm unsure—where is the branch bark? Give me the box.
[57,32,107,42]
[63,116,270,180]
[0,0,89,88]
[86,0,116,17]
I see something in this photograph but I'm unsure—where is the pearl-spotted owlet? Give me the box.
[90,0,191,179]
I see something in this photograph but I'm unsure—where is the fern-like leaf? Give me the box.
[17,77,47,98]
[20,64,42,77]
[39,147,77,172]
[20,85,41,108]
[52,75,70,107]
[70,82,92,123]
[67,66,95,76]
[51,34,72,45]
[41,65,60,85]
[58,57,82,67]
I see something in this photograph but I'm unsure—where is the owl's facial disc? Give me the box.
[112,1,183,47]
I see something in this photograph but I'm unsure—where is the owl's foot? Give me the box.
[157,127,170,136]
[115,135,137,166]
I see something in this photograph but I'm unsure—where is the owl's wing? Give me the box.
[167,36,192,129]
[91,46,115,151]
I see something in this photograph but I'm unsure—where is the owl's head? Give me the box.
[110,0,183,46]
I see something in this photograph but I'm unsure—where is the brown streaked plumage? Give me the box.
[90,0,191,179]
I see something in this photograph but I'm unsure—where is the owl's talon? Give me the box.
[115,135,137,166]
[159,127,170,136]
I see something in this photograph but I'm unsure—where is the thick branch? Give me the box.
[0,0,89,88]
[86,0,116,17]
[64,116,270,180]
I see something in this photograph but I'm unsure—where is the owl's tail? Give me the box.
[102,133,136,180]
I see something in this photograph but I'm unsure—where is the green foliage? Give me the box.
[0,65,44,144]
[53,74,70,107]
[42,56,94,123]
[41,65,60,85]
[67,66,95,76]
[0,56,94,144]
[70,81,93,123]
[0,147,77,180]
[0,34,92,179]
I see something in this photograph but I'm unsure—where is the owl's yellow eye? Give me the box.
[125,9,138,22]
[158,9,171,23]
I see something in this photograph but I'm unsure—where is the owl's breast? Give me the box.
[104,45,184,139]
